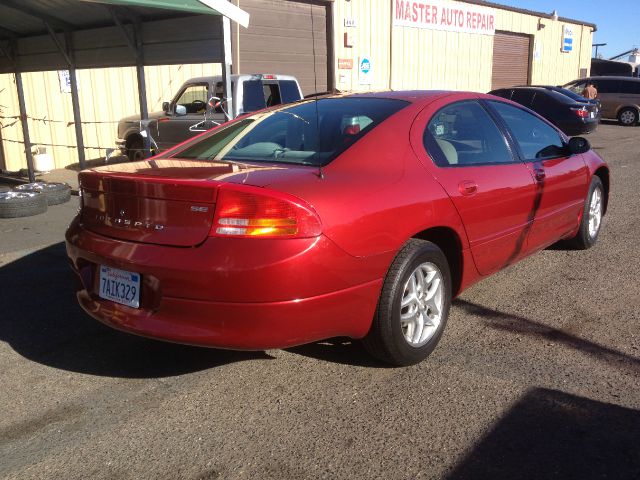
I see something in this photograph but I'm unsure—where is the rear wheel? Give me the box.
[363,239,451,366]
[565,176,604,250]
[618,107,638,126]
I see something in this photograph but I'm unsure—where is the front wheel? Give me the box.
[127,137,145,162]
[565,176,604,250]
[363,239,451,366]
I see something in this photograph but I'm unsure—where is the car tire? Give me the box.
[565,176,604,250]
[362,239,451,366]
[14,182,71,205]
[617,107,638,126]
[0,191,48,218]
[127,137,145,162]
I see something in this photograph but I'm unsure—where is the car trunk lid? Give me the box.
[79,159,314,246]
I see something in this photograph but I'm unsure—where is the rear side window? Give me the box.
[279,80,302,103]
[592,79,621,94]
[511,89,535,106]
[424,101,513,167]
[490,101,565,161]
[619,80,640,94]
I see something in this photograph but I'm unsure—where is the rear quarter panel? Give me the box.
[266,102,470,259]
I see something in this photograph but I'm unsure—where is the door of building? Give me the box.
[491,32,531,90]
[231,0,331,96]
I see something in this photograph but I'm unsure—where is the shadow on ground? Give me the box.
[454,299,640,374]
[448,388,640,480]
[287,337,388,368]
[0,242,271,378]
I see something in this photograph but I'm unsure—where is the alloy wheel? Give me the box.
[400,262,444,347]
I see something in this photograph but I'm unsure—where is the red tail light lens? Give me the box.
[572,108,589,118]
[210,185,322,238]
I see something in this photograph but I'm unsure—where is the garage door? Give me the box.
[232,0,330,96]
[491,32,531,90]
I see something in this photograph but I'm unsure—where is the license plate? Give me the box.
[590,112,595,118]
[98,266,140,308]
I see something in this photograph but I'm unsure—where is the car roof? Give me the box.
[568,76,640,82]
[184,74,299,84]
[332,90,455,103]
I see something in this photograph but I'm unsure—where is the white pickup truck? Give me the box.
[116,74,303,160]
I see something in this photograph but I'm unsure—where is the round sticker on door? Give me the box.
[359,56,372,85]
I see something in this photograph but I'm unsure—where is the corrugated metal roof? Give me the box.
[0,0,219,39]
[0,0,228,73]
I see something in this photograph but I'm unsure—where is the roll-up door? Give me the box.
[231,0,330,96]
[491,32,531,90]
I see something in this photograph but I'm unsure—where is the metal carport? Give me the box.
[0,0,248,182]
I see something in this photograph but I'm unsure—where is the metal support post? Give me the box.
[221,16,234,120]
[15,71,36,182]
[65,32,86,170]
[134,23,151,158]
[0,126,6,171]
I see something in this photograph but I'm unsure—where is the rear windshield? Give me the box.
[174,97,409,166]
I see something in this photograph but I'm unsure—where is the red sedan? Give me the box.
[66,91,609,366]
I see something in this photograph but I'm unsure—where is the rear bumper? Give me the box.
[66,217,390,349]
[76,280,381,349]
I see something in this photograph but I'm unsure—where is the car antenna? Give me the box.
[310,3,324,180]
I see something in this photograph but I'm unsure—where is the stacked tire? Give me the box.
[0,182,71,218]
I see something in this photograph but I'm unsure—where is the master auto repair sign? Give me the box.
[394,0,496,35]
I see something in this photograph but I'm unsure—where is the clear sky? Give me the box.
[501,0,640,59]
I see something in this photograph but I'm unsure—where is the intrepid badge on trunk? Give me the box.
[96,213,164,230]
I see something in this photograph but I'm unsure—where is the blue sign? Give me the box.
[360,58,371,74]
[562,25,574,53]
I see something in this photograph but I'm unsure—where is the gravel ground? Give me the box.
[0,123,638,480]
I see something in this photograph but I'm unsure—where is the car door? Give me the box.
[415,99,538,276]
[487,100,589,251]
[591,79,621,118]
[156,82,211,150]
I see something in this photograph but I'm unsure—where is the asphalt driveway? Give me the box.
[0,123,638,479]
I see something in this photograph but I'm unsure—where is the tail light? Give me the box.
[571,107,589,118]
[210,185,322,238]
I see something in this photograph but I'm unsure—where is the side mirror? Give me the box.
[175,104,187,116]
[568,136,591,154]
[162,101,170,113]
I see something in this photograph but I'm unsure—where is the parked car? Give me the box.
[564,76,640,126]
[488,87,599,135]
[116,74,303,160]
[532,85,601,111]
[67,91,609,366]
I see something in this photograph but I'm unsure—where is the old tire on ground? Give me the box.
[617,107,638,126]
[0,191,48,218]
[362,239,452,366]
[127,137,145,162]
[565,176,604,250]
[15,182,71,205]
